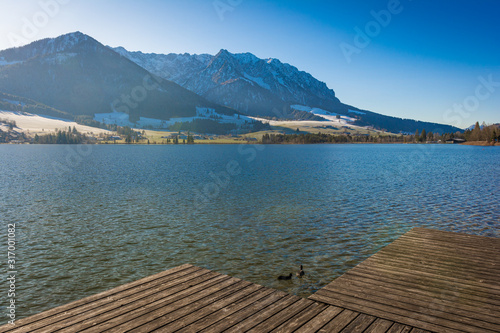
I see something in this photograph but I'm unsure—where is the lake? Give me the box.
[0,144,498,320]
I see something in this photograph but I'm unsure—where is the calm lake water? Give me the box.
[0,144,499,320]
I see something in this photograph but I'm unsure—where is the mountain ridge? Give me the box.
[0,32,239,123]
[112,46,344,118]
[112,45,462,134]
[0,32,462,134]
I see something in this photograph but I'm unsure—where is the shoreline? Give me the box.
[460,141,500,147]
[2,141,499,146]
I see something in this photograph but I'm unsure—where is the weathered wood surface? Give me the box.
[0,265,424,332]
[309,227,500,333]
[3,227,495,332]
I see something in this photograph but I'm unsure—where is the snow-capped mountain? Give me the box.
[113,46,464,133]
[0,32,462,134]
[113,47,212,84]
[0,32,98,62]
[0,32,238,121]
[113,47,345,117]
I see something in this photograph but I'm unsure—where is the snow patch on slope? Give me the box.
[291,105,357,123]
[0,110,109,134]
[243,73,271,90]
[94,111,135,127]
[0,57,23,66]
[94,107,254,129]
[348,109,366,115]
[1,99,26,107]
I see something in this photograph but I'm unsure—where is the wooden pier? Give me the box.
[1,228,498,332]
[309,228,500,333]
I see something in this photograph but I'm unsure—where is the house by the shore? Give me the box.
[445,138,466,144]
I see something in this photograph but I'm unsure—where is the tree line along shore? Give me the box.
[1,120,499,146]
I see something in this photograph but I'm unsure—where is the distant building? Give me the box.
[445,138,466,144]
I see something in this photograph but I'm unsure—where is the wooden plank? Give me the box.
[349,262,496,296]
[310,291,466,333]
[409,328,429,333]
[177,287,277,332]
[340,313,376,332]
[333,273,500,322]
[321,281,500,332]
[246,298,313,332]
[0,264,197,332]
[272,302,328,333]
[317,309,359,333]
[374,249,498,281]
[399,326,414,333]
[347,271,500,311]
[372,249,500,280]
[316,285,499,333]
[159,283,264,332]
[373,243,500,272]
[204,293,297,333]
[386,323,411,333]
[359,253,500,290]
[410,227,500,247]
[66,273,231,332]
[356,260,500,297]
[381,238,500,265]
[345,267,500,311]
[32,268,219,332]
[364,318,395,333]
[397,232,500,254]
[398,235,500,258]
[370,259,499,283]
[126,279,252,332]
[294,306,344,333]
[3,265,207,333]
[29,270,222,332]
[83,275,238,332]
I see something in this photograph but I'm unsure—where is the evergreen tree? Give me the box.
[420,129,427,142]
[471,122,481,141]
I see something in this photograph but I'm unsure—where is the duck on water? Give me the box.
[277,265,304,280]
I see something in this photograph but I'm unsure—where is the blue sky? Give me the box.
[1,0,499,128]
